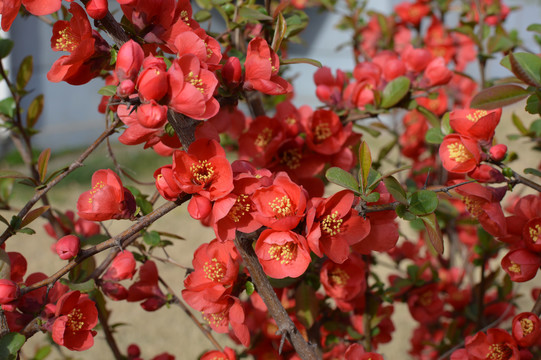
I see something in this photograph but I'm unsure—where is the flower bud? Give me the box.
[103,251,136,281]
[222,57,242,88]
[101,281,129,301]
[0,279,19,304]
[154,165,183,201]
[137,101,168,129]
[512,312,541,347]
[137,64,168,101]
[489,144,507,161]
[423,57,453,87]
[383,58,406,81]
[85,0,108,20]
[127,344,141,359]
[117,80,136,98]
[403,46,432,72]
[116,40,144,81]
[55,235,80,260]
[187,195,212,220]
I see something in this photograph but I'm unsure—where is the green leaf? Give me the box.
[366,168,382,192]
[295,282,319,329]
[0,170,32,180]
[37,148,51,183]
[21,205,50,228]
[363,191,380,203]
[84,234,109,246]
[325,167,359,193]
[0,38,14,59]
[417,106,440,128]
[0,97,15,118]
[245,281,255,296]
[383,176,407,204]
[395,203,416,221]
[0,332,25,360]
[32,345,51,360]
[17,227,35,235]
[441,112,451,135]
[238,6,272,21]
[143,230,161,247]
[69,257,96,283]
[419,212,444,255]
[67,279,96,293]
[524,168,541,177]
[194,9,212,22]
[380,76,410,108]
[16,55,33,91]
[501,53,541,87]
[409,190,438,216]
[98,85,118,96]
[470,84,530,109]
[381,165,412,179]
[26,94,44,128]
[425,127,445,144]
[527,24,541,33]
[271,12,287,53]
[512,112,529,135]
[280,57,322,68]
[358,140,372,192]
[525,93,541,115]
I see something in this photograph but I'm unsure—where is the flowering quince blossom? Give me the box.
[202,295,250,347]
[244,37,293,95]
[449,108,502,143]
[0,279,19,304]
[127,261,167,311]
[304,109,353,156]
[170,138,233,200]
[313,66,348,106]
[50,291,98,351]
[439,134,482,173]
[320,254,367,311]
[451,328,521,360]
[55,235,80,260]
[0,0,61,31]
[201,347,236,360]
[77,169,136,221]
[345,343,384,360]
[254,229,311,279]
[305,190,370,263]
[47,3,111,85]
[103,251,137,281]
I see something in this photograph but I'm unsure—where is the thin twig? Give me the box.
[97,303,124,360]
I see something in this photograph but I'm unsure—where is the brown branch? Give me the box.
[489,161,541,193]
[532,291,541,316]
[97,303,124,360]
[234,231,320,360]
[0,119,121,246]
[158,276,224,352]
[166,110,200,151]
[20,196,188,296]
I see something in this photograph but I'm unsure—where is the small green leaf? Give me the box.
[69,257,96,283]
[245,281,255,296]
[425,127,445,144]
[409,190,438,216]
[501,53,541,87]
[530,119,541,136]
[395,203,417,221]
[16,55,33,91]
[525,93,541,115]
[363,191,380,203]
[417,106,440,128]
[21,205,50,228]
[419,212,444,255]
[524,168,541,177]
[380,76,410,108]
[441,112,451,135]
[238,6,272,21]
[271,12,287,54]
[280,57,322,68]
[512,112,529,135]
[0,170,32,180]
[383,176,407,204]
[16,227,35,235]
[358,140,372,192]
[366,168,382,192]
[470,84,530,109]
[32,345,51,360]
[194,9,212,22]
[0,332,25,360]
[27,94,44,128]
[0,38,14,59]
[67,279,96,293]
[0,97,15,118]
[98,85,118,96]
[143,231,161,247]
[325,167,359,193]
[37,148,51,183]
[527,24,541,33]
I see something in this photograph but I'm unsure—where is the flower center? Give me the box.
[186,71,205,94]
[180,10,191,25]
[268,242,296,265]
[486,343,513,360]
[314,122,332,141]
[269,195,294,218]
[55,28,78,52]
[508,260,521,274]
[321,211,343,236]
[330,267,349,287]
[520,318,534,335]
[203,310,227,327]
[228,194,250,223]
[88,181,106,204]
[190,160,214,185]
[254,128,273,148]
[419,291,433,307]
[67,308,85,333]
[447,142,472,163]
[528,223,541,243]
[464,196,484,218]
[203,258,226,282]
[280,148,302,170]
[466,110,488,123]
[285,117,296,126]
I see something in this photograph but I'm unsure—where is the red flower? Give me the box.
[85,0,108,19]
[103,251,136,281]
[449,108,502,142]
[202,296,250,346]
[115,40,144,82]
[304,109,352,155]
[313,66,348,106]
[407,284,444,324]
[395,1,431,26]
[320,255,366,311]
[77,169,136,221]
[502,249,541,282]
[1,0,61,31]
[55,235,80,260]
[244,37,292,95]
[512,312,541,347]
[52,291,98,351]
[127,261,167,311]
[439,134,482,174]
[154,165,183,201]
[255,229,311,279]
[251,172,307,231]
[238,115,285,167]
[0,279,19,304]
[168,55,220,120]
[201,347,236,360]
[171,138,234,200]
[465,328,520,360]
[136,55,169,101]
[422,56,453,87]
[306,190,370,263]
[47,3,111,85]
[345,344,384,360]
